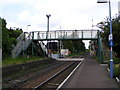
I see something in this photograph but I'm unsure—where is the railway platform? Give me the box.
[61,58,118,88]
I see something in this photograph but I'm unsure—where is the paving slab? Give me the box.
[62,58,118,88]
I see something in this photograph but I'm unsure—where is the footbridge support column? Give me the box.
[97,31,103,63]
[32,32,34,55]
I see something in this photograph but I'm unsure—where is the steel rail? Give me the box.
[2,61,64,89]
[33,61,82,90]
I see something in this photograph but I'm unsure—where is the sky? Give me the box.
[0,0,119,48]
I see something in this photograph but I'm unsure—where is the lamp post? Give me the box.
[46,14,51,57]
[27,25,31,31]
[46,14,51,39]
[97,0,113,78]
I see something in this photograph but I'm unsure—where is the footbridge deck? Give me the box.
[29,30,99,41]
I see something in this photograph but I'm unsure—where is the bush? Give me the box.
[114,66,120,77]
[113,57,120,64]
[107,57,120,77]
[108,57,120,68]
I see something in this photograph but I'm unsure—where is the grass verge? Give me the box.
[2,56,47,67]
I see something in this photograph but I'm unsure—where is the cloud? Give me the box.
[1,0,119,32]
[0,0,118,48]
[18,10,31,23]
[0,0,22,4]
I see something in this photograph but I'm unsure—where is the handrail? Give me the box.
[16,33,24,41]
[11,32,32,58]
[32,30,99,40]
[32,29,98,32]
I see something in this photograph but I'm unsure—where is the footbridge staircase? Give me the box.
[11,32,47,58]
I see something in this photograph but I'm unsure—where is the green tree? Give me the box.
[72,40,86,53]
[1,18,23,59]
[97,16,120,57]
[61,30,86,53]
[9,27,23,39]
[62,40,86,53]
[62,40,74,53]
[2,18,12,58]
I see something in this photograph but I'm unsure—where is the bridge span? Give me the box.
[11,29,103,63]
[29,29,98,40]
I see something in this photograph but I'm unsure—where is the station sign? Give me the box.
[109,40,113,46]
[108,34,113,41]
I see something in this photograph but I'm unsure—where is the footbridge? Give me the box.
[31,30,98,40]
[11,29,103,63]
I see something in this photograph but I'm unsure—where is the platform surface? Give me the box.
[62,58,118,88]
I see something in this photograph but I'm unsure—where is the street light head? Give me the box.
[27,25,31,26]
[97,0,108,3]
[46,14,51,18]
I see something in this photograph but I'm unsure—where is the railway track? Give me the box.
[2,61,64,89]
[7,62,75,89]
[3,57,84,89]
[33,61,83,90]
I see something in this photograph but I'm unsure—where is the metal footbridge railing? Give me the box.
[32,30,98,40]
